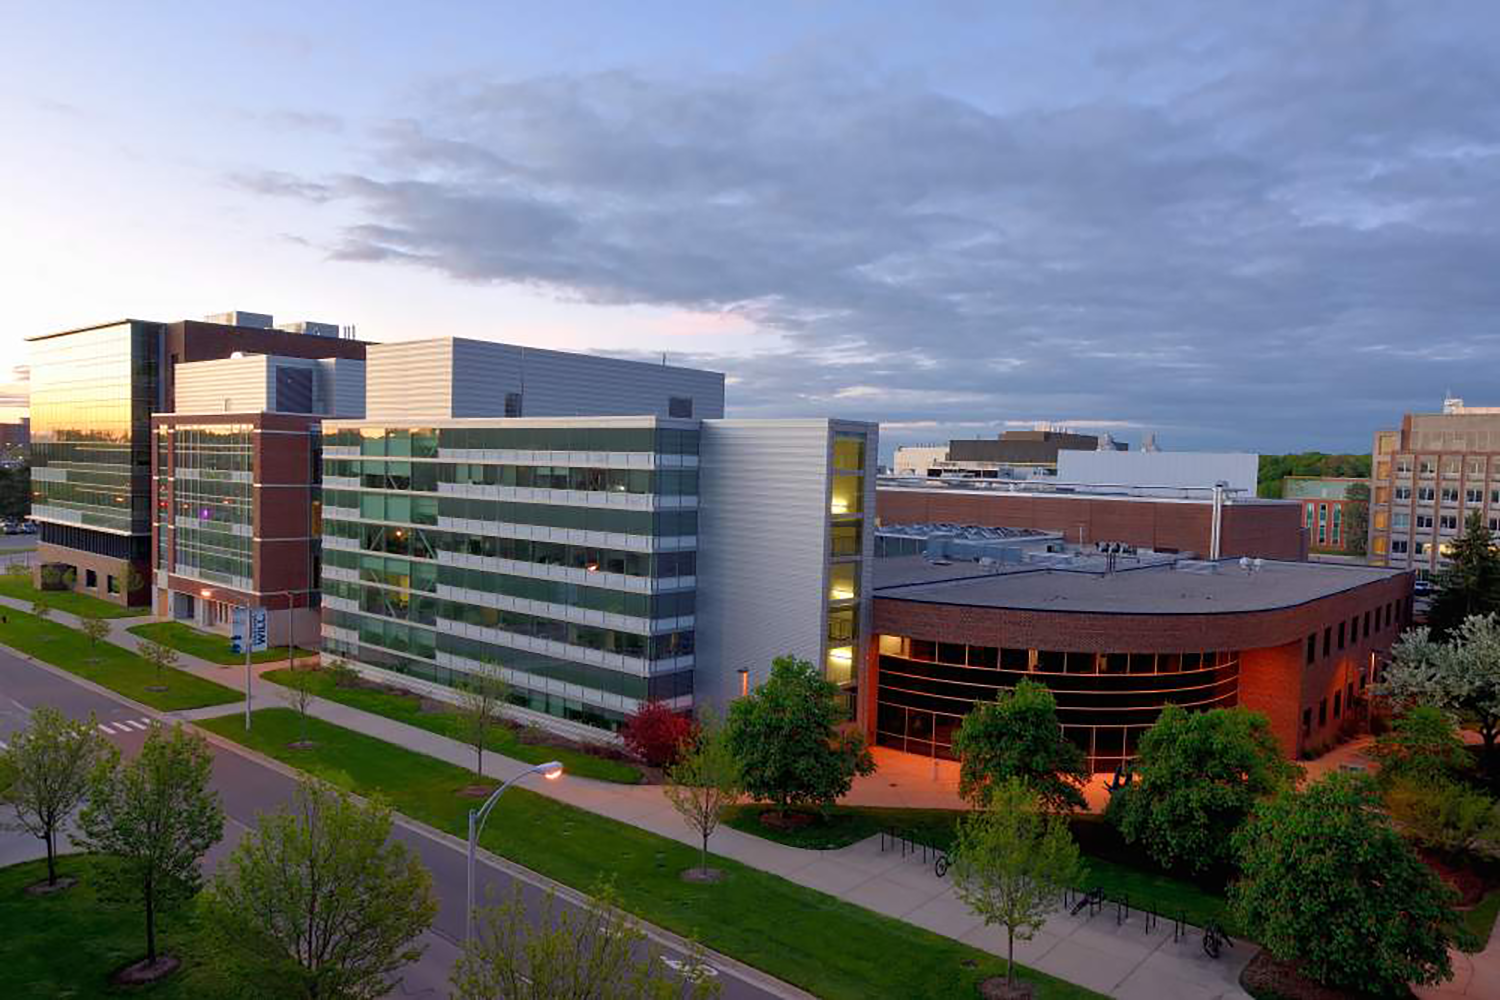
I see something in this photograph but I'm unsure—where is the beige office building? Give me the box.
[1370,398,1500,577]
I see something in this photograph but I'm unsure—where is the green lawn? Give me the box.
[0,572,140,618]
[1463,886,1500,951]
[0,855,226,997]
[201,709,1102,1000]
[724,805,1233,932]
[0,606,241,711]
[128,621,317,666]
[261,666,642,785]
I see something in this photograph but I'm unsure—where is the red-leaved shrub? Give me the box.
[621,701,695,768]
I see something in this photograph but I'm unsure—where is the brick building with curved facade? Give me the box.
[867,554,1413,769]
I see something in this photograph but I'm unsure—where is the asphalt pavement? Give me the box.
[0,648,793,999]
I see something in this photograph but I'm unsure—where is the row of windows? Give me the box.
[1390,456,1499,477]
[326,520,696,578]
[323,426,700,457]
[878,636,1234,675]
[324,574,696,626]
[1304,599,1403,665]
[874,702,1153,768]
[1389,485,1500,504]
[323,548,690,618]
[325,460,700,496]
[324,490,699,537]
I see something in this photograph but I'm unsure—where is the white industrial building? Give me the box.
[1055,450,1259,496]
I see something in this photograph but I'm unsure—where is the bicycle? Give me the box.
[1202,922,1230,960]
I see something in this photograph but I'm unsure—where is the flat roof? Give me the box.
[877,481,1294,507]
[874,555,1408,615]
[26,318,142,342]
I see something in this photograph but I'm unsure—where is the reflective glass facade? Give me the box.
[874,636,1240,772]
[30,322,159,535]
[826,431,866,693]
[158,423,254,588]
[320,421,698,731]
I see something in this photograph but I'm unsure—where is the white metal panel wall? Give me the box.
[366,340,456,420]
[173,356,272,413]
[498,344,725,420]
[695,420,836,711]
[317,358,366,418]
[450,340,525,417]
[1055,450,1260,495]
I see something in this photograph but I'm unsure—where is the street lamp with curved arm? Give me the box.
[466,760,563,943]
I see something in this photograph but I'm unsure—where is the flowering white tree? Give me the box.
[1381,615,1500,771]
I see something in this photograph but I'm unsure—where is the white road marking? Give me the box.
[0,740,7,750]
[124,720,149,731]
[661,957,719,978]
[98,723,118,734]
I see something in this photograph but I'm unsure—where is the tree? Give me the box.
[1107,705,1299,874]
[1371,705,1471,787]
[452,883,720,1000]
[951,779,1083,995]
[1382,615,1500,770]
[622,701,695,769]
[0,707,114,886]
[1344,481,1370,556]
[278,667,319,749]
[663,709,741,877]
[1386,778,1500,861]
[80,612,111,653]
[30,596,50,621]
[1232,773,1459,996]
[952,679,1088,812]
[456,663,508,776]
[202,778,438,999]
[724,655,874,818]
[75,723,224,970]
[137,638,180,690]
[1430,513,1500,638]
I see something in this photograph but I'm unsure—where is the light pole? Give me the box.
[466,760,563,943]
[201,587,256,731]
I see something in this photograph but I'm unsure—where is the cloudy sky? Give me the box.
[3,2,1498,454]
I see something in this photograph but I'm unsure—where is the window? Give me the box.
[1393,512,1410,529]
[85,569,97,589]
[1441,487,1459,504]
[1395,486,1412,501]
[668,396,693,418]
[1396,457,1413,474]
[1334,691,1342,719]
[1338,622,1345,650]
[503,393,523,418]
[1470,459,1487,476]
[1417,486,1434,502]
[107,575,120,595]
[1492,489,1500,505]
[1391,539,1409,554]
[1332,506,1341,544]
[1302,708,1312,738]
[1467,488,1484,504]
[1416,514,1434,529]
[1363,611,1371,638]
[1415,541,1428,556]
[1490,516,1500,532]
[1322,627,1331,657]
[1440,515,1458,531]
[1419,459,1435,476]
[1306,633,1316,665]
[1319,698,1328,727]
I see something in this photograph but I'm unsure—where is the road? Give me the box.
[0,650,789,999]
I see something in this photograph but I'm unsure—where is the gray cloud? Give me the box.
[236,4,1500,453]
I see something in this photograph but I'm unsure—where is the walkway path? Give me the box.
[4,592,1254,998]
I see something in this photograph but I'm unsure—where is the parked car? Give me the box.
[19,520,36,534]
[1,521,19,535]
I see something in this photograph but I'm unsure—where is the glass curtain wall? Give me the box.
[826,431,866,694]
[168,424,254,589]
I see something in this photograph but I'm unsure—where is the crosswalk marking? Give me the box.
[96,719,154,736]
[98,723,118,734]
[124,720,149,731]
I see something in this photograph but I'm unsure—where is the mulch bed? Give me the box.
[111,955,181,986]
[1420,850,1486,907]
[978,977,1034,1000]
[24,876,78,897]
[759,810,817,831]
[681,867,725,884]
[1241,951,1392,1000]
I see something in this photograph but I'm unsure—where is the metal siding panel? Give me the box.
[366,340,455,420]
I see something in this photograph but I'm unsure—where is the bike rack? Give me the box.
[1173,911,1186,943]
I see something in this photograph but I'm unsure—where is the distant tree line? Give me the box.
[0,464,28,520]
[1257,452,1370,498]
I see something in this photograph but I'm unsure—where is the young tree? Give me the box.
[621,700,695,768]
[137,638,181,690]
[30,596,51,621]
[278,667,319,748]
[951,778,1083,995]
[0,706,114,886]
[74,723,224,972]
[1385,778,1500,861]
[202,778,438,999]
[452,883,720,1000]
[1430,513,1500,638]
[1231,773,1458,995]
[725,655,874,819]
[664,709,741,877]
[79,612,111,652]
[456,663,509,776]
[1371,705,1471,787]
[952,678,1088,812]
[1382,615,1500,770]
[1107,705,1299,874]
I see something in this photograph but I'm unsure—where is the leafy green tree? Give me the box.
[1430,513,1500,638]
[1257,453,1371,498]
[456,662,508,776]
[1371,705,1471,787]
[0,707,114,885]
[202,778,438,999]
[952,678,1088,812]
[1231,773,1458,996]
[951,778,1084,994]
[664,709,741,876]
[1344,481,1370,556]
[452,883,721,1000]
[1107,705,1299,874]
[1382,615,1500,770]
[1385,778,1500,861]
[75,723,224,968]
[725,655,874,818]
[79,612,111,652]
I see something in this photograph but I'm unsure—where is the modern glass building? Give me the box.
[318,417,700,729]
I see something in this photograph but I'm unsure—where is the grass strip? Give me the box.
[724,804,1233,932]
[0,573,140,618]
[0,854,224,997]
[128,621,317,666]
[201,708,1103,1000]
[262,666,642,784]
[0,607,241,710]
[1462,886,1500,951]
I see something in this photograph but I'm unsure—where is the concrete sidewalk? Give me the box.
[3,591,1254,998]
